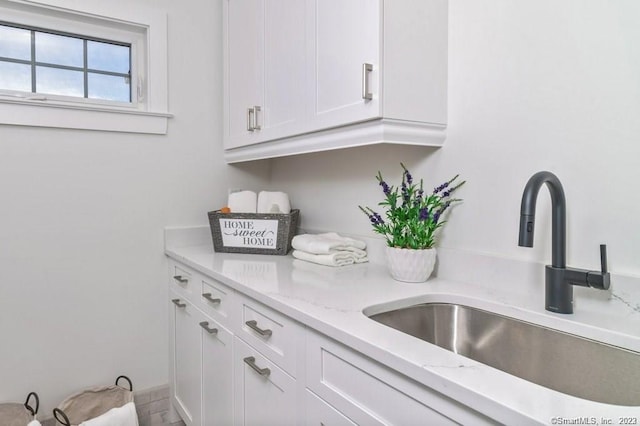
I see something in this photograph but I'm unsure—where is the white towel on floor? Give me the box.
[292,250,368,267]
[79,402,139,426]
[292,232,367,254]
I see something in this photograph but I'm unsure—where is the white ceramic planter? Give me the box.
[385,246,437,283]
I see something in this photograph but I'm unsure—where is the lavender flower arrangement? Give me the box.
[359,164,465,250]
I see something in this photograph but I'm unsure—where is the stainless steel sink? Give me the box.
[368,303,640,406]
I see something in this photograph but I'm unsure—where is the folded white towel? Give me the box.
[79,402,139,426]
[292,232,366,254]
[257,191,291,214]
[228,190,257,213]
[293,250,355,267]
[292,250,368,267]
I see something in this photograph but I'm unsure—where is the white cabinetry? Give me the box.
[232,291,304,425]
[169,293,202,426]
[305,329,493,425]
[168,263,234,426]
[168,258,488,425]
[223,0,448,163]
[223,0,307,150]
[312,0,381,129]
[201,318,233,426]
[233,337,298,426]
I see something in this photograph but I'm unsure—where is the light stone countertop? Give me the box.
[165,226,640,425]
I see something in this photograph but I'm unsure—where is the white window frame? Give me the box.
[0,0,171,134]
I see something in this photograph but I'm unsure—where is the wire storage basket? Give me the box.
[53,376,137,426]
[0,392,39,426]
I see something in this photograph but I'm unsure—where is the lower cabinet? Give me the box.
[202,317,234,426]
[169,289,233,426]
[305,390,357,426]
[170,292,202,426]
[233,337,298,426]
[168,259,493,425]
[305,329,494,426]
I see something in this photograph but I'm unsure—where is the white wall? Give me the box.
[268,0,640,277]
[0,0,269,416]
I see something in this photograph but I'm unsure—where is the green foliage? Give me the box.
[359,164,465,249]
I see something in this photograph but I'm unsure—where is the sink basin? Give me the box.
[368,303,640,406]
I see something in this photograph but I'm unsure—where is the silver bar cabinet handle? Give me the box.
[247,107,254,131]
[253,105,261,130]
[202,293,221,304]
[362,63,373,100]
[243,356,271,377]
[171,299,186,308]
[173,275,188,284]
[199,321,218,334]
[245,320,272,337]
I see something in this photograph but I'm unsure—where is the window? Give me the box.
[0,0,170,134]
[0,22,132,102]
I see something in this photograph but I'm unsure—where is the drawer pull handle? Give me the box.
[253,105,261,130]
[171,299,186,308]
[202,293,221,304]
[362,62,373,100]
[245,320,272,337]
[173,275,189,284]
[243,356,270,377]
[247,107,254,132]
[199,321,218,334]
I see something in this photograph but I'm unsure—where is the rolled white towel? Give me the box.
[257,191,291,214]
[292,250,355,267]
[228,190,257,213]
[79,402,139,426]
[292,232,366,254]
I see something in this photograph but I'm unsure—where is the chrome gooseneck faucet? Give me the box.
[518,171,610,314]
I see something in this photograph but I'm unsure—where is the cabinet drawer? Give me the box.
[306,330,492,426]
[305,390,356,426]
[234,293,303,377]
[198,276,235,326]
[169,261,194,294]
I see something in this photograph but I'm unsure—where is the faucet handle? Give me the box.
[600,244,608,274]
[586,244,610,290]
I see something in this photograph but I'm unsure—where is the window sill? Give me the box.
[0,97,172,134]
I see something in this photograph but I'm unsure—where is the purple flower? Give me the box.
[368,211,384,226]
[405,170,413,185]
[434,181,450,194]
[400,163,413,185]
[434,201,452,223]
[419,208,429,221]
[381,182,390,195]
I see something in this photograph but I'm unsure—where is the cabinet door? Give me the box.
[224,0,307,150]
[305,390,357,426]
[202,318,234,426]
[224,0,264,148]
[234,337,297,426]
[311,0,382,129]
[261,0,307,140]
[169,294,202,426]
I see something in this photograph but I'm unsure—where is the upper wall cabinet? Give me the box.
[223,0,448,163]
